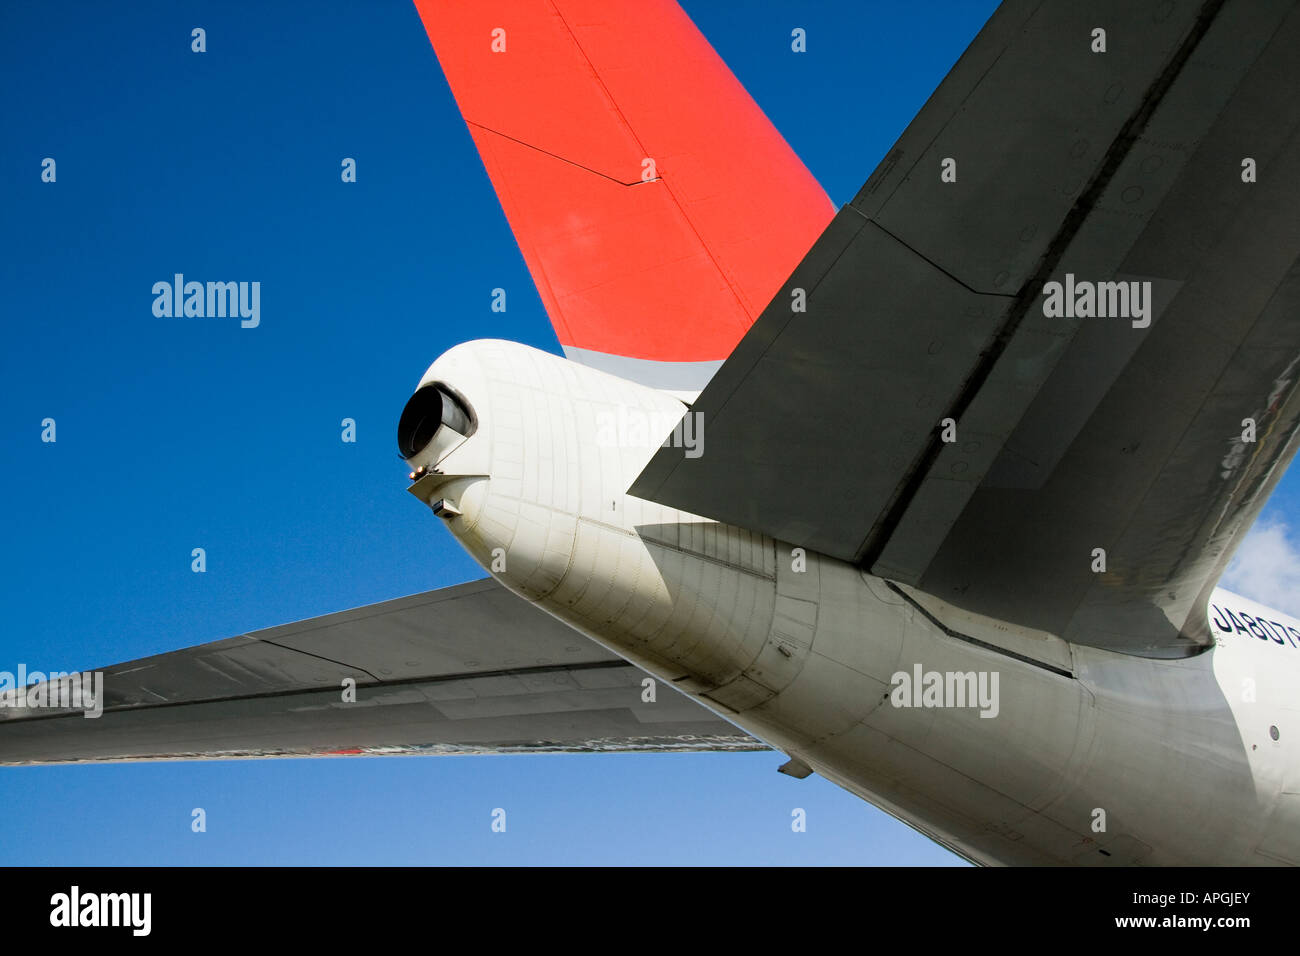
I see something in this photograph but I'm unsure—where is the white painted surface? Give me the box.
[407,340,1300,865]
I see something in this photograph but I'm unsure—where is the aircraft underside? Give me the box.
[408,338,1300,867]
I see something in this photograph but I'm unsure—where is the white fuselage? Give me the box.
[409,339,1300,865]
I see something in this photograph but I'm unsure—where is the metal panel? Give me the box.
[632,0,1300,657]
[633,213,1013,555]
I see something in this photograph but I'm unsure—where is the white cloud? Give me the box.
[1219,512,1300,617]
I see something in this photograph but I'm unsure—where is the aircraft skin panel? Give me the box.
[413,0,834,384]
[560,346,723,393]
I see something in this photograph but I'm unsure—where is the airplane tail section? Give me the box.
[414,0,835,390]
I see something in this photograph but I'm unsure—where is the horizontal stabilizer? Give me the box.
[0,579,762,765]
[633,0,1300,657]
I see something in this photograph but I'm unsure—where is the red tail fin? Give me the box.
[414,0,835,389]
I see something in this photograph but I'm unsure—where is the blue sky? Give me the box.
[2,0,1293,866]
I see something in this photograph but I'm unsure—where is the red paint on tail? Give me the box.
[414,0,835,365]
